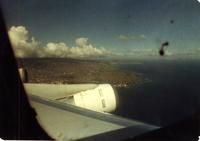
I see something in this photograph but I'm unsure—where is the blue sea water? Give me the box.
[113,59,200,127]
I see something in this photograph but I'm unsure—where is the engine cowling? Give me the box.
[24,83,118,113]
[72,84,117,113]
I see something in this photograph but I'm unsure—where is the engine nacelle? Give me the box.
[72,84,117,112]
[25,83,118,113]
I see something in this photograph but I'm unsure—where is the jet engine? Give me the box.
[24,83,118,113]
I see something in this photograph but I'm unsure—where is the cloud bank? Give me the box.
[8,26,109,58]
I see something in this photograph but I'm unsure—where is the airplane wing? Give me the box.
[24,83,158,140]
[29,94,158,141]
[23,82,200,141]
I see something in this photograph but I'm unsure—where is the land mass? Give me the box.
[18,58,142,87]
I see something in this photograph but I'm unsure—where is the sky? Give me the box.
[1,0,200,59]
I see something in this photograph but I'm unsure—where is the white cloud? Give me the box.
[8,26,110,58]
[119,35,129,40]
[69,37,108,58]
[128,48,156,56]
[44,42,70,58]
[118,34,146,41]
[75,37,88,47]
[165,50,173,56]
[8,26,42,58]
[130,48,153,52]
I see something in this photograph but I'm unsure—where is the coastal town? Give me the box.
[18,58,142,88]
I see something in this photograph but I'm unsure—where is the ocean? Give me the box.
[113,59,200,127]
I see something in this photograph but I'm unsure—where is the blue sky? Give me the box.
[1,0,200,59]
